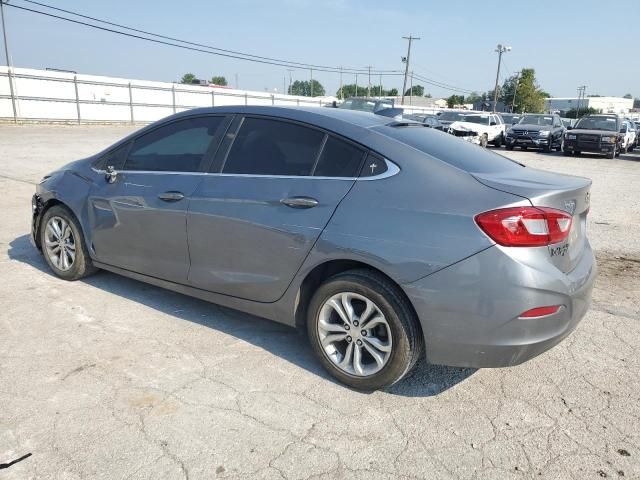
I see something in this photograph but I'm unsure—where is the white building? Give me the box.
[545,96,633,115]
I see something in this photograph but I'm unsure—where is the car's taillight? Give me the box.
[475,207,572,247]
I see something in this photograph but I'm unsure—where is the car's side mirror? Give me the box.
[490,121,497,126]
[567,126,573,130]
[105,165,118,184]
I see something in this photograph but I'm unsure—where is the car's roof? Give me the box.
[174,105,392,129]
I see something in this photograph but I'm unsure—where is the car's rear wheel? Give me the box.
[40,205,97,281]
[307,269,423,390]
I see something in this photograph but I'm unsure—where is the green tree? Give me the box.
[404,85,425,97]
[180,73,196,84]
[336,84,398,99]
[289,79,325,97]
[634,98,640,109]
[211,76,228,86]
[465,91,483,105]
[446,94,465,108]
[499,68,548,113]
[424,93,432,98]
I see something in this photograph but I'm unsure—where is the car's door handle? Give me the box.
[280,196,319,209]
[158,191,185,202]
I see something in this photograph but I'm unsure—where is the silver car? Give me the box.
[31,106,596,390]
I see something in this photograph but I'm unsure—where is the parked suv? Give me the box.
[448,113,506,147]
[563,114,622,158]
[506,114,565,152]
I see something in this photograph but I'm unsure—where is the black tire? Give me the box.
[543,138,553,152]
[607,146,616,159]
[492,134,503,148]
[506,145,514,151]
[563,150,572,156]
[521,145,527,151]
[40,205,98,281]
[307,269,423,391]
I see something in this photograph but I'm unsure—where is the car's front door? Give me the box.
[187,116,367,302]
[88,115,229,283]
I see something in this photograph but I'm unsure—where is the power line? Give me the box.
[411,72,473,94]
[11,0,400,75]
[6,0,478,95]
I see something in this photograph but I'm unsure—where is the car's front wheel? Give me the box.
[307,270,423,390]
[40,205,97,281]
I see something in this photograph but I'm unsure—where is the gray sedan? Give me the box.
[31,106,596,390]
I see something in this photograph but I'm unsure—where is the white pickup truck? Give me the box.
[448,113,506,147]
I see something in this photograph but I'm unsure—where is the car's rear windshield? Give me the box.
[374,124,524,174]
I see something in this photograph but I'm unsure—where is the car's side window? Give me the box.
[123,116,224,172]
[314,136,365,178]
[222,117,325,176]
[359,152,389,178]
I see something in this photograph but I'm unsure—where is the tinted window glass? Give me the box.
[98,141,130,170]
[314,136,364,177]
[223,118,324,176]
[375,125,523,174]
[124,117,223,172]
[359,153,388,177]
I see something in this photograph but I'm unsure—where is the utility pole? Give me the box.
[310,68,313,97]
[492,44,511,112]
[576,85,587,118]
[401,34,420,106]
[379,73,382,97]
[339,66,343,99]
[511,72,520,113]
[355,73,358,97]
[366,65,372,97]
[235,73,239,89]
[1,0,17,122]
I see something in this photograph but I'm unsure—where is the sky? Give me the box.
[2,0,639,99]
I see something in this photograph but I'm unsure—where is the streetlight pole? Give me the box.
[310,68,313,97]
[401,34,420,106]
[0,0,17,122]
[492,44,511,113]
[339,66,343,99]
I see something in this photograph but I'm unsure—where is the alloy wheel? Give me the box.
[44,216,76,271]
[317,292,392,377]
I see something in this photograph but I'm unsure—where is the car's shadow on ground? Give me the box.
[8,234,476,397]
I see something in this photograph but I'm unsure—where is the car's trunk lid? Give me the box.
[472,167,591,273]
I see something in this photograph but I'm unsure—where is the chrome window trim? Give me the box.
[91,159,399,181]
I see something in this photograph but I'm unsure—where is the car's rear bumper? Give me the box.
[402,244,596,368]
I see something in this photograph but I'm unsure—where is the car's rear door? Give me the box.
[186,115,366,302]
[88,115,229,283]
